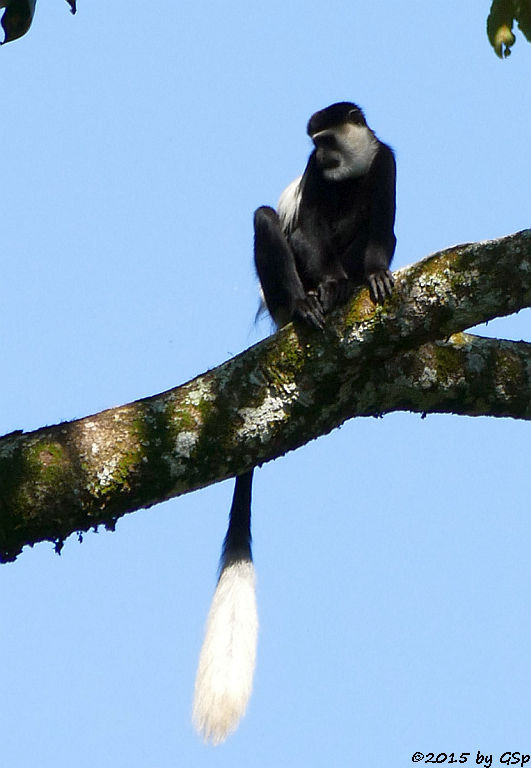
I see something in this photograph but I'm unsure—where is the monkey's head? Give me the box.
[307,102,378,182]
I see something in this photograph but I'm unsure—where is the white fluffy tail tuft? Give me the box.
[193,560,258,745]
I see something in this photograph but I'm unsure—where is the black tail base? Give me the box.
[220,470,254,570]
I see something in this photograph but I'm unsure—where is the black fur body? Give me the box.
[254,101,396,328]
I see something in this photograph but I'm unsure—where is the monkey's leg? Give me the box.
[254,206,325,329]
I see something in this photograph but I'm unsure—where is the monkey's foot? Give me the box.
[367,269,394,303]
[293,291,325,330]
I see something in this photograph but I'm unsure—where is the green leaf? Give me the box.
[0,0,36,44]
[1,0,76,44]
[487,0,531,57]
[515,0,531,42]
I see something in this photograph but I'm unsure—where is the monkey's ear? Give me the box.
[348,108,365,125]
[1,0,36,44]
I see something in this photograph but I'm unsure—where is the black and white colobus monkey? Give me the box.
[193,102,397,744]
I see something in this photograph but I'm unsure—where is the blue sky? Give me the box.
[1,3,530,767]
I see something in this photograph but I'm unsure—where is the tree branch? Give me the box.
[1,229,530,563]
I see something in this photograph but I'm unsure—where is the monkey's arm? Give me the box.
[254,206,325,329]
[364,144,397,302]
[289,225,351,315]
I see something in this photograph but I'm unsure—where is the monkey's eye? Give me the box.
[348,109,363,124]
[314,133,337,149]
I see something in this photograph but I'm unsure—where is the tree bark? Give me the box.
[1,229,530,563]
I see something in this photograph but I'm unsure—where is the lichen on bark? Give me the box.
[0,229,530,563]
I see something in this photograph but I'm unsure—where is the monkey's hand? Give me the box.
[293,291,325,330]
[367,269,394,303]
[317,277,351,314]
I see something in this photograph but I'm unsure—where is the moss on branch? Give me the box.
[1,229,530,562]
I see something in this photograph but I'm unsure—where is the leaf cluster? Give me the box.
[487,0,531,57]
[0,0,75,45]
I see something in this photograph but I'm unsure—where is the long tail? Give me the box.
[193,470,258,745]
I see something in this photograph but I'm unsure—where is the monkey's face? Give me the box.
[312,122,378,181]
